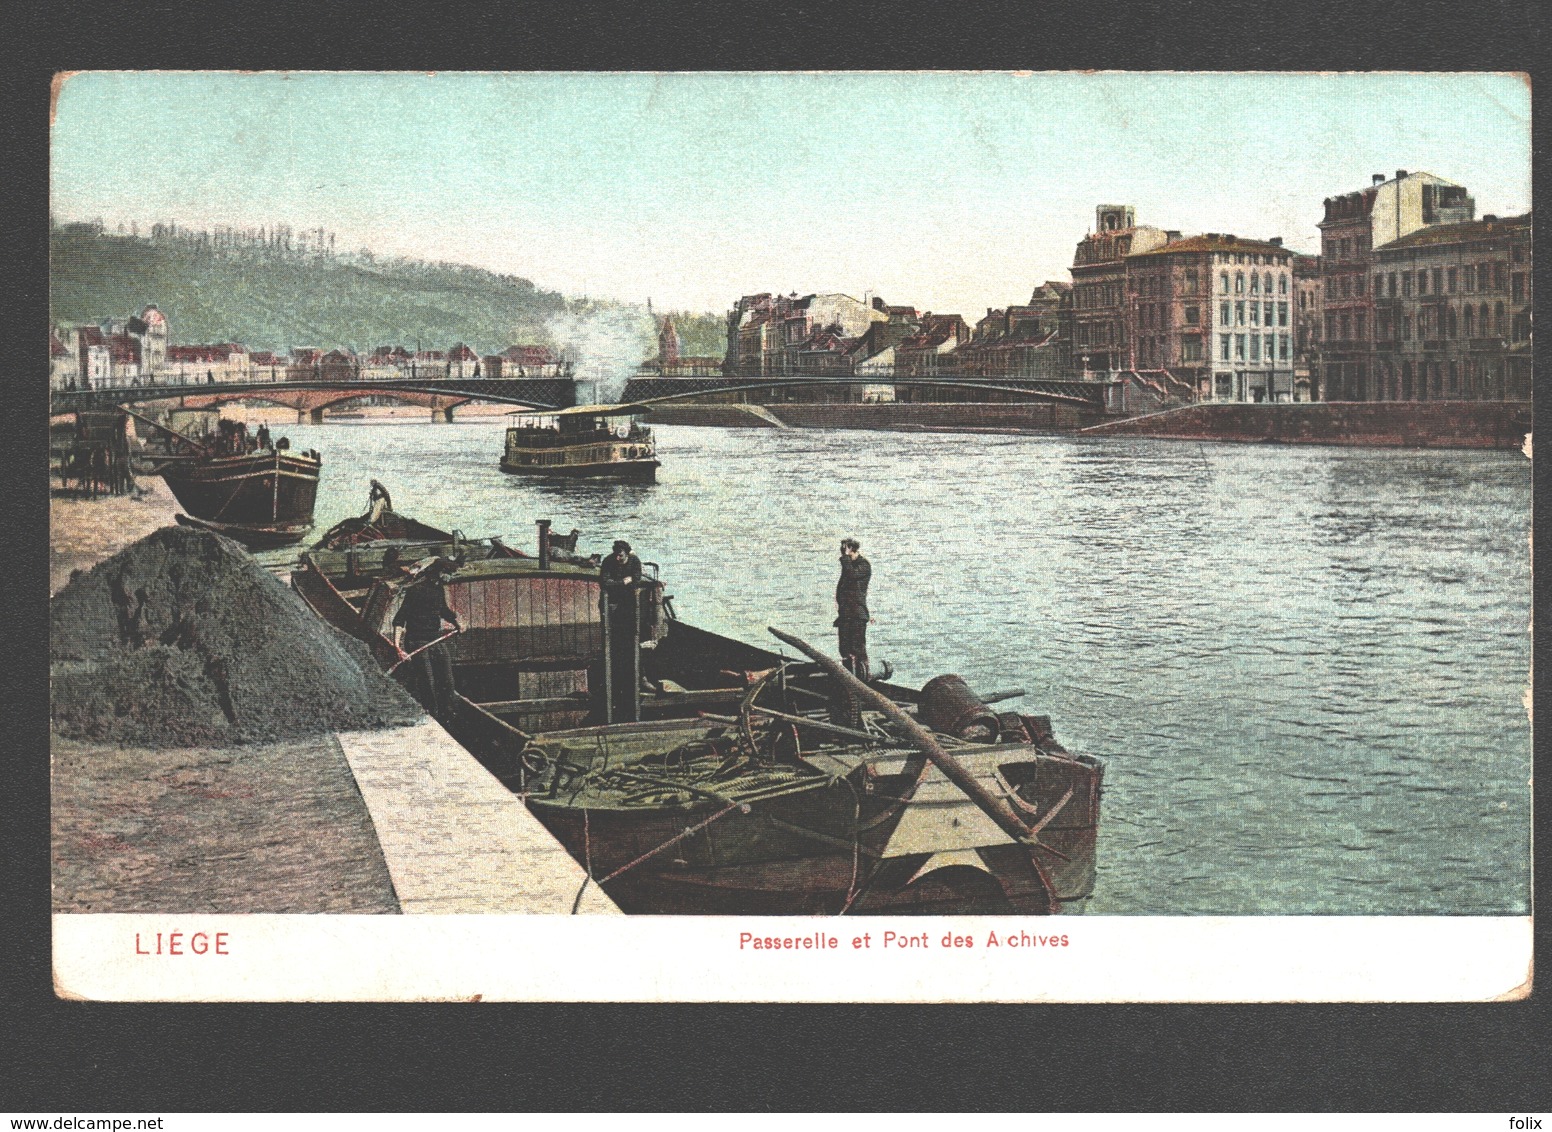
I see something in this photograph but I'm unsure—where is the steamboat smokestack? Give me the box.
[536,519,552,569]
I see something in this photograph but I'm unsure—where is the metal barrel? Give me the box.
[918,674,1000,741]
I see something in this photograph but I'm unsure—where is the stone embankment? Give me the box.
[648,400,1093,433]
[1079,401,1531,450]
[50,516,618,915]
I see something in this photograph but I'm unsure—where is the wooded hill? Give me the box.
[49,220,728,360]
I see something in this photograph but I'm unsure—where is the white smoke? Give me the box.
[543,305,656,404]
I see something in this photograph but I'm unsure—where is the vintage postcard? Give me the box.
[47,71,1532,1002]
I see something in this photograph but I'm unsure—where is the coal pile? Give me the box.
[51,525,423,746]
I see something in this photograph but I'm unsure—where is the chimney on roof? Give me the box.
[1269,237,1283,246]
[1396,170,1408,181]
[1372,174,1385,186]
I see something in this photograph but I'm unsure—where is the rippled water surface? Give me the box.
[276,419,1532,914]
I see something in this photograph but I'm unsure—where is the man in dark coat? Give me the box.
[835,537,872,679]
[393,557,462,716]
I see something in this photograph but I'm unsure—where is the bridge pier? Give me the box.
[439,406,455,423]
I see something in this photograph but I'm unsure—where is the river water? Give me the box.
[268,418,1532,915]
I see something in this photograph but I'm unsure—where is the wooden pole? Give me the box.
[767,627,1037,847]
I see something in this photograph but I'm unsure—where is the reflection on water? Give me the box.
[273,419,1532,914]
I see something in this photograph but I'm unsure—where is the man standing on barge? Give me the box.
[393,555,462,717]
[835,537,872,680]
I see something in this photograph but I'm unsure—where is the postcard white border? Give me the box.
[53,913,1531,1003]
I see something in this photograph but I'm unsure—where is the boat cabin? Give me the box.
[500,403,659,478]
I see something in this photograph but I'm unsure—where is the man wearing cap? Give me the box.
[393,555,462,716]
[835,537,872,680]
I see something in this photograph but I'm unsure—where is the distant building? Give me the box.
[1126,233,1297,402]
[167,343,248,384]
[107,334,143,385]
[447,343,480,378]
[894,313,971,378]
[1292,254,1323,400]
[1317,170,1475,400]
[50,331,75,391]
[725,291,886,376]
[501,345,561,377]
[1370,212,1532,401]
[1070,205,1172,375]
[957,304,1061,379]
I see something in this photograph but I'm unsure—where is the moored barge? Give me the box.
[146,418,321,548]
[292,515,1103,915]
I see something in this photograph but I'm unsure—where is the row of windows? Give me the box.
[1130,271,1200,297]
[1219,271,1290,296]
[1331,300,1529,343]
[1215,251,1288,266]
[1323,234,1370,261]
[1218,301,1290,328]
[1377,262,1512,299]
[1219,333,1291,363]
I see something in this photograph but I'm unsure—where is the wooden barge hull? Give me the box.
[290,534,1105,916]
[157,451,320,547]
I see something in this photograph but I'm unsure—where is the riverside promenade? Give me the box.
[50,480,618,916]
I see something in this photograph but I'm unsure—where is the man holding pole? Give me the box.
[392,555,462,716]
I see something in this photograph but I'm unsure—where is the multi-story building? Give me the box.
[446,343,480,378]
[1124,233,1298,402]
[1370,212,1532,401]
[1069,205,1171,375]
[725,291,885,375]
[1292,254,1323,401]
[167,343,249,383]
[958,304,1060,378]
[894,313,971,378]
[1317,170,1475,400]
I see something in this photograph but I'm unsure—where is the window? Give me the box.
[1355,274,1365,295]
[1419,310,1430,338]
[1388,273,1397,297]
[1280,334,1290,361]
[1355,312,1365,340]
[1464,265,1476,292]
[1418,271,1428,295]
[1465,305,1475,335]
[1250,272,1260,294]
[1512,273,1524,302]
[1220,334,1231,361]
[1184,270,1198,294]
[1402,273,1413,297]
[1185,306,1200,325]
[1446,307,1457,339]
[1447,268,1457,293]
[1340,313,1351,340]
[1280,274,1288,295]
[1250,302,1260,327]
[1341,238,1351,258]
[1432,268,1443,294]
[1480,302,1490,332]
[1325,312,1336,338]
[1403,315,1412,340]
[1235,273,1245,293]
[1448,361,1458,393]
[1235,301,1246,326]
[1182,336,1203,361]
[1265,302,1275,326]
[1235,334,1246,360]
[1265,335,1275,364]
[1264,273,1273,293]
[1221,273,1230,293]
[1278,301,1288,327]
[1495,302,1505,332]
[1220,301,1231,325]
[1250,335,1260,362]
[1496,264,1507,291]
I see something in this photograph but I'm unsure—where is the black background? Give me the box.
[4,0,1547,1112]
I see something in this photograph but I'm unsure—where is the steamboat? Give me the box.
[292,505,1103,915]
[499,404,660,482]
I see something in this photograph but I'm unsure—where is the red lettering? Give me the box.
[168,931,183,955]
[135,933,149,955]
[215,932,229,955]
[191,932,209,955]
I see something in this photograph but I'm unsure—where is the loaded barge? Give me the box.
[292,505,1103,915]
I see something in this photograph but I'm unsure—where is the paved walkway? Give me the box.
[337,721,620,914]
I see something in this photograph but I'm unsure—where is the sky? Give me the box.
[51,72,1532,318]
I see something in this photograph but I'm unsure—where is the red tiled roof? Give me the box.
[51,333,69,357]
[448,344,479,361]
[77,326,106,347]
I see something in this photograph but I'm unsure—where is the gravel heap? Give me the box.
[51,525,423,746]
